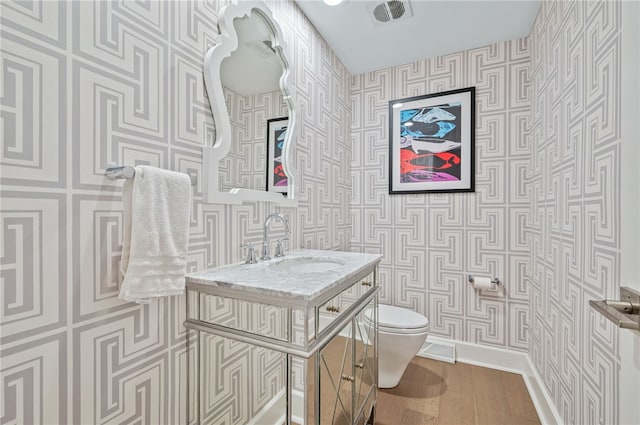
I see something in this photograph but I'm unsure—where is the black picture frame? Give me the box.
[388,87,475,194]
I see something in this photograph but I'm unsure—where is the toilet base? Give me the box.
[376,329,428,388]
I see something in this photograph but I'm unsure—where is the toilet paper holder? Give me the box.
[468,275,500,287]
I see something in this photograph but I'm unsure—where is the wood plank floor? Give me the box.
[375,357,541,425]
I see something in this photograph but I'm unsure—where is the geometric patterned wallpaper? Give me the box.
[220,88,286,192]
[0,0,353,423]
[196,294,287,424]
[350,38,533,352]
[527,1,621,424]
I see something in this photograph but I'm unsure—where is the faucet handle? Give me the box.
[241,243,258,264]
[274,239,285,258]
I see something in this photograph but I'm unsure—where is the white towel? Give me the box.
[119,165,192,304]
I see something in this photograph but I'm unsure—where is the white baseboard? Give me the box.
[249,388,306,425]
[521,354,564,425]
[427,336,562,425]
[291,389,306,424]
[247,388,286,425]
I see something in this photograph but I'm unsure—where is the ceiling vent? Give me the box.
[367,0,413,26]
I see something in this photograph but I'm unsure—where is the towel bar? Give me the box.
[589,287,640,330]
[105,166,197,186]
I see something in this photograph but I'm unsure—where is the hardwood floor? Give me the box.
[375,357,541,425]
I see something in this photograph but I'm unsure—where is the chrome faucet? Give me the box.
[261,212,290,260]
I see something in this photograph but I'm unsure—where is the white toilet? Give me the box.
[364,304,430,388]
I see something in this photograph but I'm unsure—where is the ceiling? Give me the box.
[295,0,541,75]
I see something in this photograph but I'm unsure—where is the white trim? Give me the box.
[620,0,640,294]
[250,388,306,425]
[426,336,562,425]
[522,354,564,425]
[428,336,524,373]
[291,389,306,425]
[619,2,640,425]
[246,388,286,425]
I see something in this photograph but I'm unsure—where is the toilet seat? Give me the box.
[364,304,430,334]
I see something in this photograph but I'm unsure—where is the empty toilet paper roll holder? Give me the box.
[468,275,500,287]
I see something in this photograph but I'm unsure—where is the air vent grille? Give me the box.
[388,0,405,19]
[373,3,390,22]
[367,0,413,26]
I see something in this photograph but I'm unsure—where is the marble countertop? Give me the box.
[185,249,382,305]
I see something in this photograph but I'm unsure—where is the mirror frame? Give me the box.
[202,1,298,206]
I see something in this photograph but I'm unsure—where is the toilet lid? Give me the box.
[365,304,429,330]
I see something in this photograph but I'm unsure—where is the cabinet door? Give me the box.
[318,320,353,425]
[353,298,376,424]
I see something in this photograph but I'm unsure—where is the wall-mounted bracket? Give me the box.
[589,287,640,330]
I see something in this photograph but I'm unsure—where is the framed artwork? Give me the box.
[266,117,288,193]
[388,87,475,194]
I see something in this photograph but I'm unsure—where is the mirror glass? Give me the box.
[217,11,289,193]
[202,2,296,206]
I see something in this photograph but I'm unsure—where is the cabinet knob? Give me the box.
[361,281,372,287]
[341,374,354,382]
[355,362,364,369]
[326,306,340,313]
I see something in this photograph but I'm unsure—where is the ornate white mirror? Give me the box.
[202,1,297,206]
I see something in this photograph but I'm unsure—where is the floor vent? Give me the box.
[417,340,456,364]
[367,0,413,26]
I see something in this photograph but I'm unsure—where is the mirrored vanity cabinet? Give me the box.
[184,250,381,425]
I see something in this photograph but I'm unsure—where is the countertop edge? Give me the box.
[185,250,382,307]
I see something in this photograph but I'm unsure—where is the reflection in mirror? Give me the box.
[202,1,297,206]
[266,117,288,193]
[218,11,287,192]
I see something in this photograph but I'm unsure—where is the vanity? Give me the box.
[190,1,379,422]
[185,250,381,425]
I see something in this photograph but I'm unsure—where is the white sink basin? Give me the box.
[269,257,344,273]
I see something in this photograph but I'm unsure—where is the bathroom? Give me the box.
[1,0,640,424]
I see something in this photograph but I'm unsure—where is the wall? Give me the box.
[527,1,621,424]
[350,39,532,351]
[0,0,352,423]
